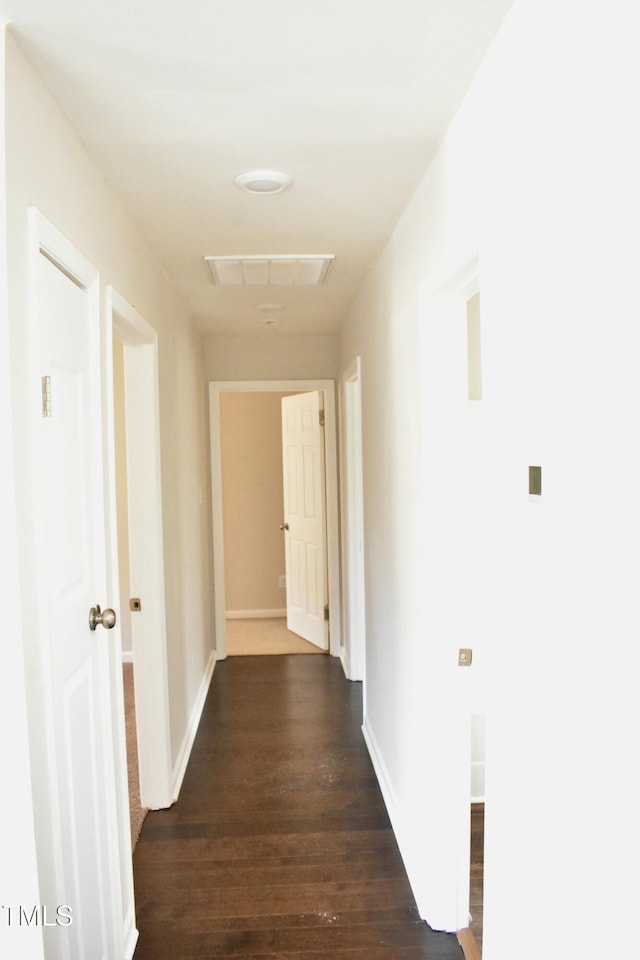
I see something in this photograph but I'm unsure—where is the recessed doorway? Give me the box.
[209,379,341,662]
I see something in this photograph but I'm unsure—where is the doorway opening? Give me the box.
[209,380,341,662]
[219,389,324,657]
[108,288,173,822]
[418,256,488,943]
[112,335,146,849]
[468,713,485,955]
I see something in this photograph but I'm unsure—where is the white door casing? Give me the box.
[32,211,129,959]
[341,357,366,684]
[281,391,329,650]
[416,255,480,932]
[108,288,173,810]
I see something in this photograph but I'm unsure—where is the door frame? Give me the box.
[340,356,366,684]
[209,379,341,661]
[417,254,479,933]
[106,287,173,810]
[1,181,42,952]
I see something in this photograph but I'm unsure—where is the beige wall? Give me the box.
[4,31,213,790]
[220,392,292,613]
[205,334,338,381]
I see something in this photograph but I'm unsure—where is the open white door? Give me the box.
[35,218,130,959]
[281,391,329,650]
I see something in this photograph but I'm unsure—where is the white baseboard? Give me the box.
[123,924,139,960]
[340,648,349,679]
[121,649,134,663]
[362,716,427,918]
[172,650,216,801]
[363,714,461,934]
[226,609,287,620]
[362,714,400,825]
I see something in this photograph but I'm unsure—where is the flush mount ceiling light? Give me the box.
[205,255,334,286]
[234,169,292,194]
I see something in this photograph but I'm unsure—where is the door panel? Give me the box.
[39,250,119,959]
[281,391,328,649]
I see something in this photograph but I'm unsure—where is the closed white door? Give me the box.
[39,249,122,959]
[281,391,329,649]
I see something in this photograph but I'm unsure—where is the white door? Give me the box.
[281,391,329,649]
[39,248,123,959]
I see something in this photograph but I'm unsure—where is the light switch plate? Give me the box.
[458,648,473,667]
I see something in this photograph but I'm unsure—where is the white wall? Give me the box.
[0,27,44,960]
[339,0,640,956]
[4,24,213,880]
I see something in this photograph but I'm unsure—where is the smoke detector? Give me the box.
[234,170,292,194]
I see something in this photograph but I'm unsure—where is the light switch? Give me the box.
[458,648,473,667]
[129,598,142,612]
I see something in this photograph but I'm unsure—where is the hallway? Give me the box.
[132,656,463,958]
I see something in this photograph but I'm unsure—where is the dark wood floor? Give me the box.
[132,655,464,959]
[469,803,484,952]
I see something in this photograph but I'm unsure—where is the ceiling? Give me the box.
[0,0,514,337]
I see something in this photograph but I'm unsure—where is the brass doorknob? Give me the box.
[89,605,117,631]
[279,522,289,531]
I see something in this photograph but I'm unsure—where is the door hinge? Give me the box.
[324,604,329,622]
[319,409,325,427]
[41,375,52,418]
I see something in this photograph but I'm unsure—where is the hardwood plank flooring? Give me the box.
[455,799,485,959]
[133,655,464,959]
[469,803,484,951]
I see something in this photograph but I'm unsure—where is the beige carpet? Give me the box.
[226,617,326,655]
[123,663,147,851]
